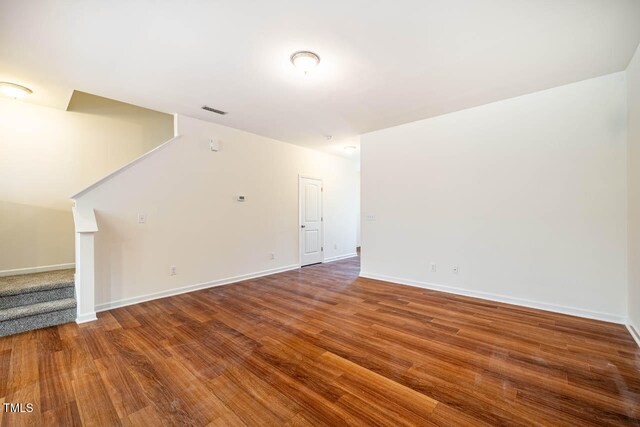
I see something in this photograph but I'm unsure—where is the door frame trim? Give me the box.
[298,174,324,267]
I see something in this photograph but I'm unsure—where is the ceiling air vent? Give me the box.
[201,105,228,115]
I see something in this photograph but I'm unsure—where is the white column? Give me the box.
[75,231,97,323]
[72,206,99,323]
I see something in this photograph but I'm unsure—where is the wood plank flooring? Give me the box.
[1,256,639,426]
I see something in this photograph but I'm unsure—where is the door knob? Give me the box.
[301,225,306,228]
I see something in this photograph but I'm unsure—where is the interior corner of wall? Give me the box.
[173,114,180,137]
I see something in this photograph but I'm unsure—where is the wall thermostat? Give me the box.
[237,195,246,202]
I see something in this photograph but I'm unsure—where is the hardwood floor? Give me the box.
[1,256,639,426]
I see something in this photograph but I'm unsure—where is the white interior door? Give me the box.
[299,177,323,266]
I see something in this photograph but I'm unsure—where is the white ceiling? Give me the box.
[1,0,639,156]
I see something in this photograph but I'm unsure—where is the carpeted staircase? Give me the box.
[0,269,77,337]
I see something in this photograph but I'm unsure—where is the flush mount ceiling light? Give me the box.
[344,145,357,152]
[290,51,320,74]
[0,82,33,99]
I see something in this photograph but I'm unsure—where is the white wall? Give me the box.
[356,171,361,247]
[0,201,74,273]
[0,91,173,272]
[361,72,628,322]
[75,115,359,310]
[627,44,640,335]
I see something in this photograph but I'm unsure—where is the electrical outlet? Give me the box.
[430,262,436,272]
[334,244,338,250]
[169,265,177,276]
[452,265,459,274]
[270,252,275,260]
[137,213,146,224]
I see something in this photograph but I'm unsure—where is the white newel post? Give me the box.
[73,206,99,323]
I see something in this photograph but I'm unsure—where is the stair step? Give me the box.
[0,298,77,337]
[0,269,74,297]
[0,286,75,309]
[0,269,75,309]
[0,298,77,321]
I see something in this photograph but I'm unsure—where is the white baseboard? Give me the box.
[76,312,98,324]
[0,263,75,277]
[95,264,300,312]
[324,253,358,263]
[627,324,640,348]
[359,271,626,325]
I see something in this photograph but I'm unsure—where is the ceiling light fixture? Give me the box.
[290,51,320,75]
[0,82,33,99]
[344,145,357,152]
